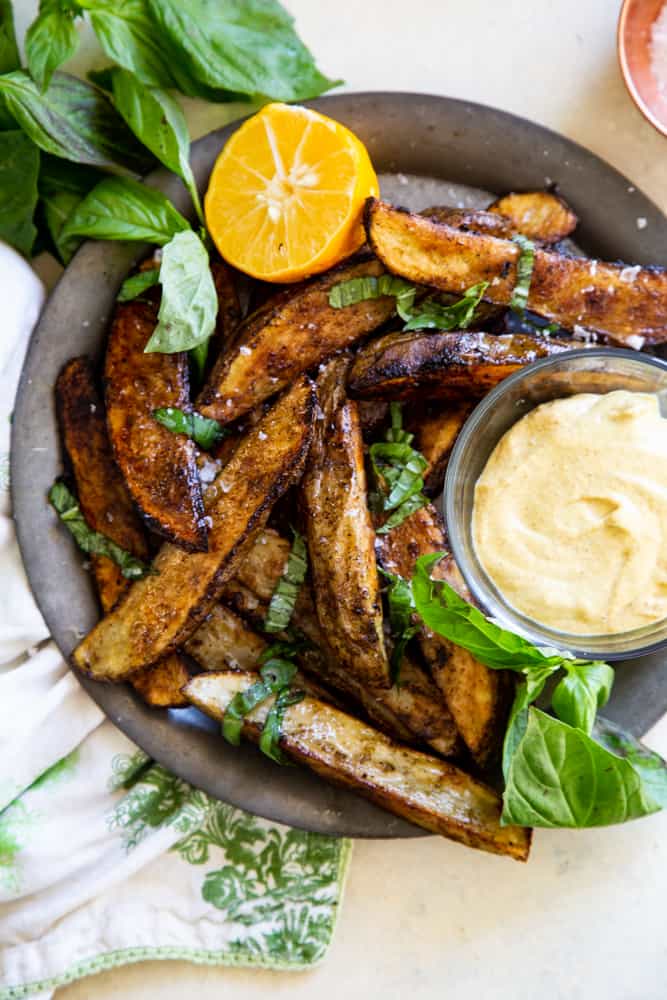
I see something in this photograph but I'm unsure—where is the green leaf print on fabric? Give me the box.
[108,749,151,792]
[107,757,191,851]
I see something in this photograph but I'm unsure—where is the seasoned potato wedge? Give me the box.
[348,329,575,402]
[185,671,530,859]
[197,255,395,424]
[376,504,509,766]
[185,602,267,671]
[406,401,474,496]
[421,206,517,239]
[56,357,192,708]
[56,357,150,612]
[212,259,242,345]
[73,377,315,680]
[302,357,390,689]
[366,199,667,345]
[105,296,207,551]
[487,190,578,243]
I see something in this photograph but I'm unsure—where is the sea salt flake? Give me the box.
[239,345,252,356]
[636,217,648,230]
[619,265,641,283]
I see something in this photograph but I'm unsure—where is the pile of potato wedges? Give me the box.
[54,190,667,861]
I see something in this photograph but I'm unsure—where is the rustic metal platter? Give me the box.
[11,92,667,838]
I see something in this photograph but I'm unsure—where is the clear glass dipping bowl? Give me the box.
[444,348,667,661]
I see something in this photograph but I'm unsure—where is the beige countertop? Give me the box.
[11,0,666,996]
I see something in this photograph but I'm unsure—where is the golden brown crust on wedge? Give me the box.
[375,504,509,767]
[302,357,390,689]
[185,602,268,671]
[197,255,395,424]
[104,297,207,551]
[73,377,316,680]
[421,206,518,239]
[131,655,190,707]
[184,671,530,859]
[365,199,667,344]
[406,401,474,496]
[487,190,578,243]
[348,329,576,402]
[56,357,150,611]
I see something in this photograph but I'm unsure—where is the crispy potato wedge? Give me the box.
[376,504,509,767]
[73,377,315,680]
[348,329,576,403]
[212,258,242,344]
[56,357,192,708]
[185,602,267,671]
[197,255,396,424]
[421,206,517,239]
[105,296,207,551]
[487,190,578,243]
[302,357,390,689]
[185,671,530,859]
[406,401,474,496]
[56,357,150,612]
[366,199,667,345]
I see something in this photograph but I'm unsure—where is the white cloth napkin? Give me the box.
[0,245,350,999]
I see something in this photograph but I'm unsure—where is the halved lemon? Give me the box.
[204,102,378,283]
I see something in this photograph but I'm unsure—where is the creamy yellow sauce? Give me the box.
[472,391,667,636]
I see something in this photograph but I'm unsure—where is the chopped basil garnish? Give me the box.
[153,406,227,451]
[510,234,535,312]
[48,480,150,580]
[370,403,428,534]
[259,686,305,763]
[380,568,418,684]
[264,529,308,634]
[117,267,160,302]
[329,276,488,332]
[221,657,303,765]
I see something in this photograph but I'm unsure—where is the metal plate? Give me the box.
[10,92,667,838]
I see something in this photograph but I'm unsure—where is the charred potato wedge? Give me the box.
[348,329,576,403]
[376,504,509,767]
[406,401,474,496]
[302,357,391,689]
[105,296,207,551]
[197,255,395,424]
[487,190,578,243]
[421,205,517,239]
[366,199,667,345]
[185,671,530,860]
[73,377,315,680]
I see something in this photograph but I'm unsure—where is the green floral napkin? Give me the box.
[0,244,351,999]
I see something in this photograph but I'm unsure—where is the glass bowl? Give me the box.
[444,348,667,661]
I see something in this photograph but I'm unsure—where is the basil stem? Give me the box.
[152,406,227,451]
[264,529,308,634]
[510,234,535,311]
[49,480,150,580]
[221,658,298,746]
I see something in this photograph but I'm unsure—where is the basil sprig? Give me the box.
[153,406,227,450]
[25,0,82,93]
[61,175,189,244]
[369,403,428,534]
[329,275,489,333]
[410,554,667,829]
[0,0,20,77]
[264,529,308,634]
[117,266,160,301]
[380,569,418,684]
[0,131,40,257]
[510,234,535,312]
[221,658,299,747]
[49,480,150,579]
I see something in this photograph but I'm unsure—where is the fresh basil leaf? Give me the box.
[593,717,667,809]
[502,707,662,828]
[501,666,560,779]
[144,230,217,353]
[117,266,160,301]
[259,686,304,764]
[0,71,154,173]
[49,480,150,579]
[329,274,417,321]
[188,338,209,386]
[551,660,614,735]
[42,187,83,262]
[369,403,429,533]
[264,529,308,634]
[403,282,489,332]
[0,130,40,256]
[152,405,227,450]
[510,234,535,312]
[25,0,82,93]
[80,0,175,88]
[110,67,203,222]
[381,569,419,683]
[38,152,104,196]
[0,0,19,74]
[377,490,428,535]
[61,175,189,244]
[147,0,338,101]
[411,554,563,672]
[221,657,297,746]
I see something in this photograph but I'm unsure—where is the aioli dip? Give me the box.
[472,390,667,636]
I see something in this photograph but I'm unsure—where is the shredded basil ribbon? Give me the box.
[380,568,419,684]
[264,529,308,634]
[117,267,160,302]
[153,406,227,451]
[259,686,305,763]
[369,403,428,534]
[510,234,535,312]
[329,276,488,332]
[222,658,304,763]
[48,480,150,580]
